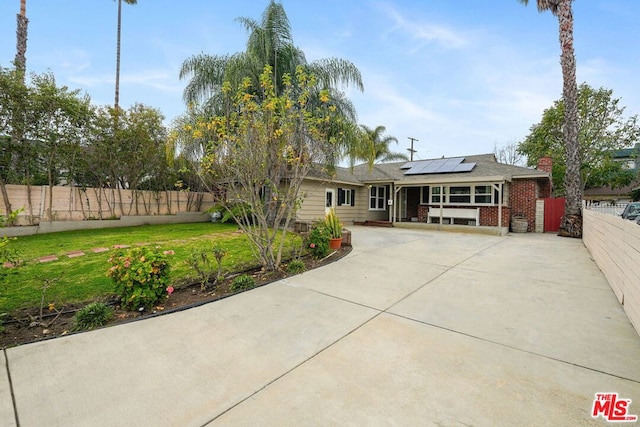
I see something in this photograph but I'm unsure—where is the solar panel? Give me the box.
[424,159,447,173]
[436,157,463,172]
[403,157,475,175]
[453,163,476,172]
[400,161,419,170]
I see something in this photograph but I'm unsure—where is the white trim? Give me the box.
[369,185,386,211]
[325,188,335,215]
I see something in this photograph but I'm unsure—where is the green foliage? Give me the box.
[0,223,301,315]
[354,124,407,170]
[0,209,23,319]
[197,65,340,272]
[230,274,255,292]
[323,208,343,238]
[72,302,113,331]
[208,202,254,224]
[185,243,227,290]
[107,246,171,311]
[308,224,330,259]
[177,1,364,271]
[518,83,640,193]
[286,259,306,275]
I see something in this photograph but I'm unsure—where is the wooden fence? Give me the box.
[583,208,640,335]
[0,184,216,225]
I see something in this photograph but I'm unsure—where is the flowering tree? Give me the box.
[200,65,337,271]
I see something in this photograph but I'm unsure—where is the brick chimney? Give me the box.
[537,156,553,198]
[537,156,552,173]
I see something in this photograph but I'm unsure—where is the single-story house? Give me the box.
[295,153,552,233]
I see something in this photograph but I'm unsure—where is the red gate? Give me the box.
[543,197,565,232]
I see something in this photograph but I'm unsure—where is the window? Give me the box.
[369,185,386,210]
[474,185,492,204]
[421,186,429,204]
[449,186,471,204]
[430,186,447,204]
[428,184,497,205]
[338,188,355,206]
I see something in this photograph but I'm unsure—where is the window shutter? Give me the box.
[337,188,344,206]
[350,189,355,206]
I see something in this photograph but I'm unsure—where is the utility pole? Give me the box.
[407,137,418,161]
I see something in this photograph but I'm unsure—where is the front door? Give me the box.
[325,188,335,214]
[406,187,420,220]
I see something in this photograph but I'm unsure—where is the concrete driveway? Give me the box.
[2,227,639,426]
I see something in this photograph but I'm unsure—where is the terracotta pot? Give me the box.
[329,237,342,250]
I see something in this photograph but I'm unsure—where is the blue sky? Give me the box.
[1,0,639,160]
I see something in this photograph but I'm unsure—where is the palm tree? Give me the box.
[2,0,30,220]
[520,0,582,237]
[179,1,363,110]
[114,0,137,110]
[14,0,28,74]
[357,125,408,170]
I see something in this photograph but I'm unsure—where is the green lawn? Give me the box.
[1,222,302,314]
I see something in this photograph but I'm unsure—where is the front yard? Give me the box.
[0,222,346,347]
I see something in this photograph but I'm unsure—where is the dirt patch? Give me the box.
[1,246,351,348]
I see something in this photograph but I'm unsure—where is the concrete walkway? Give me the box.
[2,227,639,426]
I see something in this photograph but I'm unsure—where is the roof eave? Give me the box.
[304,175,365,187]
[392,175,509,185]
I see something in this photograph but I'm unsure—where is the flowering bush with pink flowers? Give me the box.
[308,224,330,259]
[107,247,172,311]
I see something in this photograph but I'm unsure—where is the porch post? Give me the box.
[439,185,444,226]
[389,184,394,223]
[498,182,503,235]
[393,185,402,223]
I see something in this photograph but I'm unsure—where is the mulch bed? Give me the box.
[0,246,351,348]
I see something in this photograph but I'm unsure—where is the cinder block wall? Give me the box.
[0,184,215,225]
[583,209,640,335]
[535,199,545,233]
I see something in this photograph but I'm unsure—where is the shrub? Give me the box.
[208,202,253,224]
[230,274,255,292]
[72,302,113,331]
[286,259,306,274]
[308,224,330,259]
[324,208,343,238]
[107,246,172,311]
[185,244,227,291]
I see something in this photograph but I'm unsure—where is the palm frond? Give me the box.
[179,54,230,105]
[307,58,364,92]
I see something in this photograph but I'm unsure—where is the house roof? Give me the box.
[306,153,550,186]
[613,143,640,159]
[345,153,550,185]
[583,176,640,200]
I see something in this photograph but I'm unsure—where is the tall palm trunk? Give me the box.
[115,0,123,110]
[3,0,29,222]
[15,0,28,75]
[556,0,582,237]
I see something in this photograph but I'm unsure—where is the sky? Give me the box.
[1,0,639,162]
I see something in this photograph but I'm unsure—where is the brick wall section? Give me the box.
[537,156,553,198]
[509,179,538,232]
[417,205,429,222]
[479,206,511,227]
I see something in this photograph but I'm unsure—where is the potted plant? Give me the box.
[324,208,343,250]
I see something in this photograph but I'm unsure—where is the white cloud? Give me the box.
[377,2,468,50]
[69,70,181,94]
